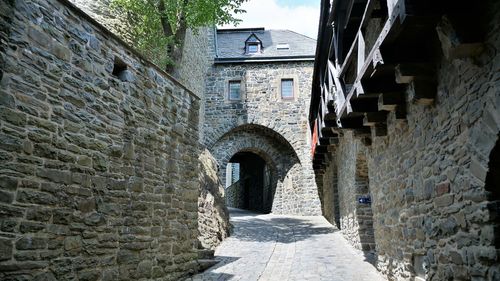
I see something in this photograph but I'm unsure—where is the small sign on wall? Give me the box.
[358,196,371,204]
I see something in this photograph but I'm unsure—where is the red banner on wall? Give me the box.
[311,120,318,156]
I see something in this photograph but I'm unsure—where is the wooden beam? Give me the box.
[408,79,437,105]
[436,15,484,60]
[340,115,364,129]
[354,127,371,137]
[363,112,388,126]
[321,127,337,138]
[319,137,330,146]
[395,63,435,84]
[378,92,405,111]
[315,145,329,154]
[350,97,379,113]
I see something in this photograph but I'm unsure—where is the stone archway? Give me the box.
[209,124,319,215]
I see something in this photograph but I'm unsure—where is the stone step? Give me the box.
[197,259,218,271]
[197,249,215,259]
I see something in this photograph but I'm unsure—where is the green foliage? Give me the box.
[111,0,246,67]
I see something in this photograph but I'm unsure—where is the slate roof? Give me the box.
[215,28,316,63]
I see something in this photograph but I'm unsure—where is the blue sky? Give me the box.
[221,0,321,39]
[276,0,319,7]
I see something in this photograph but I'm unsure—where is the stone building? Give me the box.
[310,0,500,280]
[204,28,321,215]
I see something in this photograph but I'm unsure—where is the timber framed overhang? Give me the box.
[309,0,486,172]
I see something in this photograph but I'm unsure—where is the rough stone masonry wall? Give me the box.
[0,0,202,280]
[204,62,321,215]
[318,2,500,280]
[67,0,213,142]
[197,149,230,250]
[334,135,376,252]
[69,0,231,255]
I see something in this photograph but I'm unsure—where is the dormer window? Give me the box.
[247,43,259,53]
[245,33,262,54]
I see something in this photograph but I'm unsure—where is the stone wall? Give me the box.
[317,1,500,280]
[67,0,214,142]
[197,149,230,250]
[204,62,321,215]
[318,161,340,227]
[332,134,376,252]
[225,180,245,210]
[0,0,202,280]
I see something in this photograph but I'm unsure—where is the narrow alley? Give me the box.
[188,208,386,281]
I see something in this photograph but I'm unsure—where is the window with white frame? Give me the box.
[229,81,241,100]
[247,43,259,53]
[281,79,294,99]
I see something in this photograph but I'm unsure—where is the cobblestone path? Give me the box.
[187,208,386,281]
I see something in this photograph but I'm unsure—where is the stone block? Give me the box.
[470,157,487,182]
[128,176,144,192]
[434,194,454,208]
[28,26,51,48]
[33,272,57,281]
[19,221,45,233]
[84,212,106,226]
[435,180,450,196]
[0,107,26,126]
[0,190,14,203]
[15,237,46,250]
[78,270,100,281]
[0,238,13,261]
[64,236,82,251]
[52,42,72,61]
[16,189,57,206]
[77,155,92,167]
[36,168,72,185]
[135,259,153,278]
[92,153,108,172]
[0,133,23,152]
[116,249,140,265]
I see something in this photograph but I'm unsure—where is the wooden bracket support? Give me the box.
[436,15,484,60]
[378,92,405,111]
[363,112,388,127]
[408,79,437,105]
[395,63,436,84]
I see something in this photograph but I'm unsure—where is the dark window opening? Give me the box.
[112,56,128,77]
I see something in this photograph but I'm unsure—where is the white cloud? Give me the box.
[220,0,320,39]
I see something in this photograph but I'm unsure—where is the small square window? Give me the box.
[229,81,241,100]
[247,44,258,53]
[281,79,294,99]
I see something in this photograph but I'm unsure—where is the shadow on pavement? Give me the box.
[228,208,337,244]
[185,256,239,281]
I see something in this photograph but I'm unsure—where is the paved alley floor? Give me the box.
[187,208,387,281]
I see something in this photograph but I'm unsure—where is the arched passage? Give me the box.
[226,151,274,213]
[210,124,311,214]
